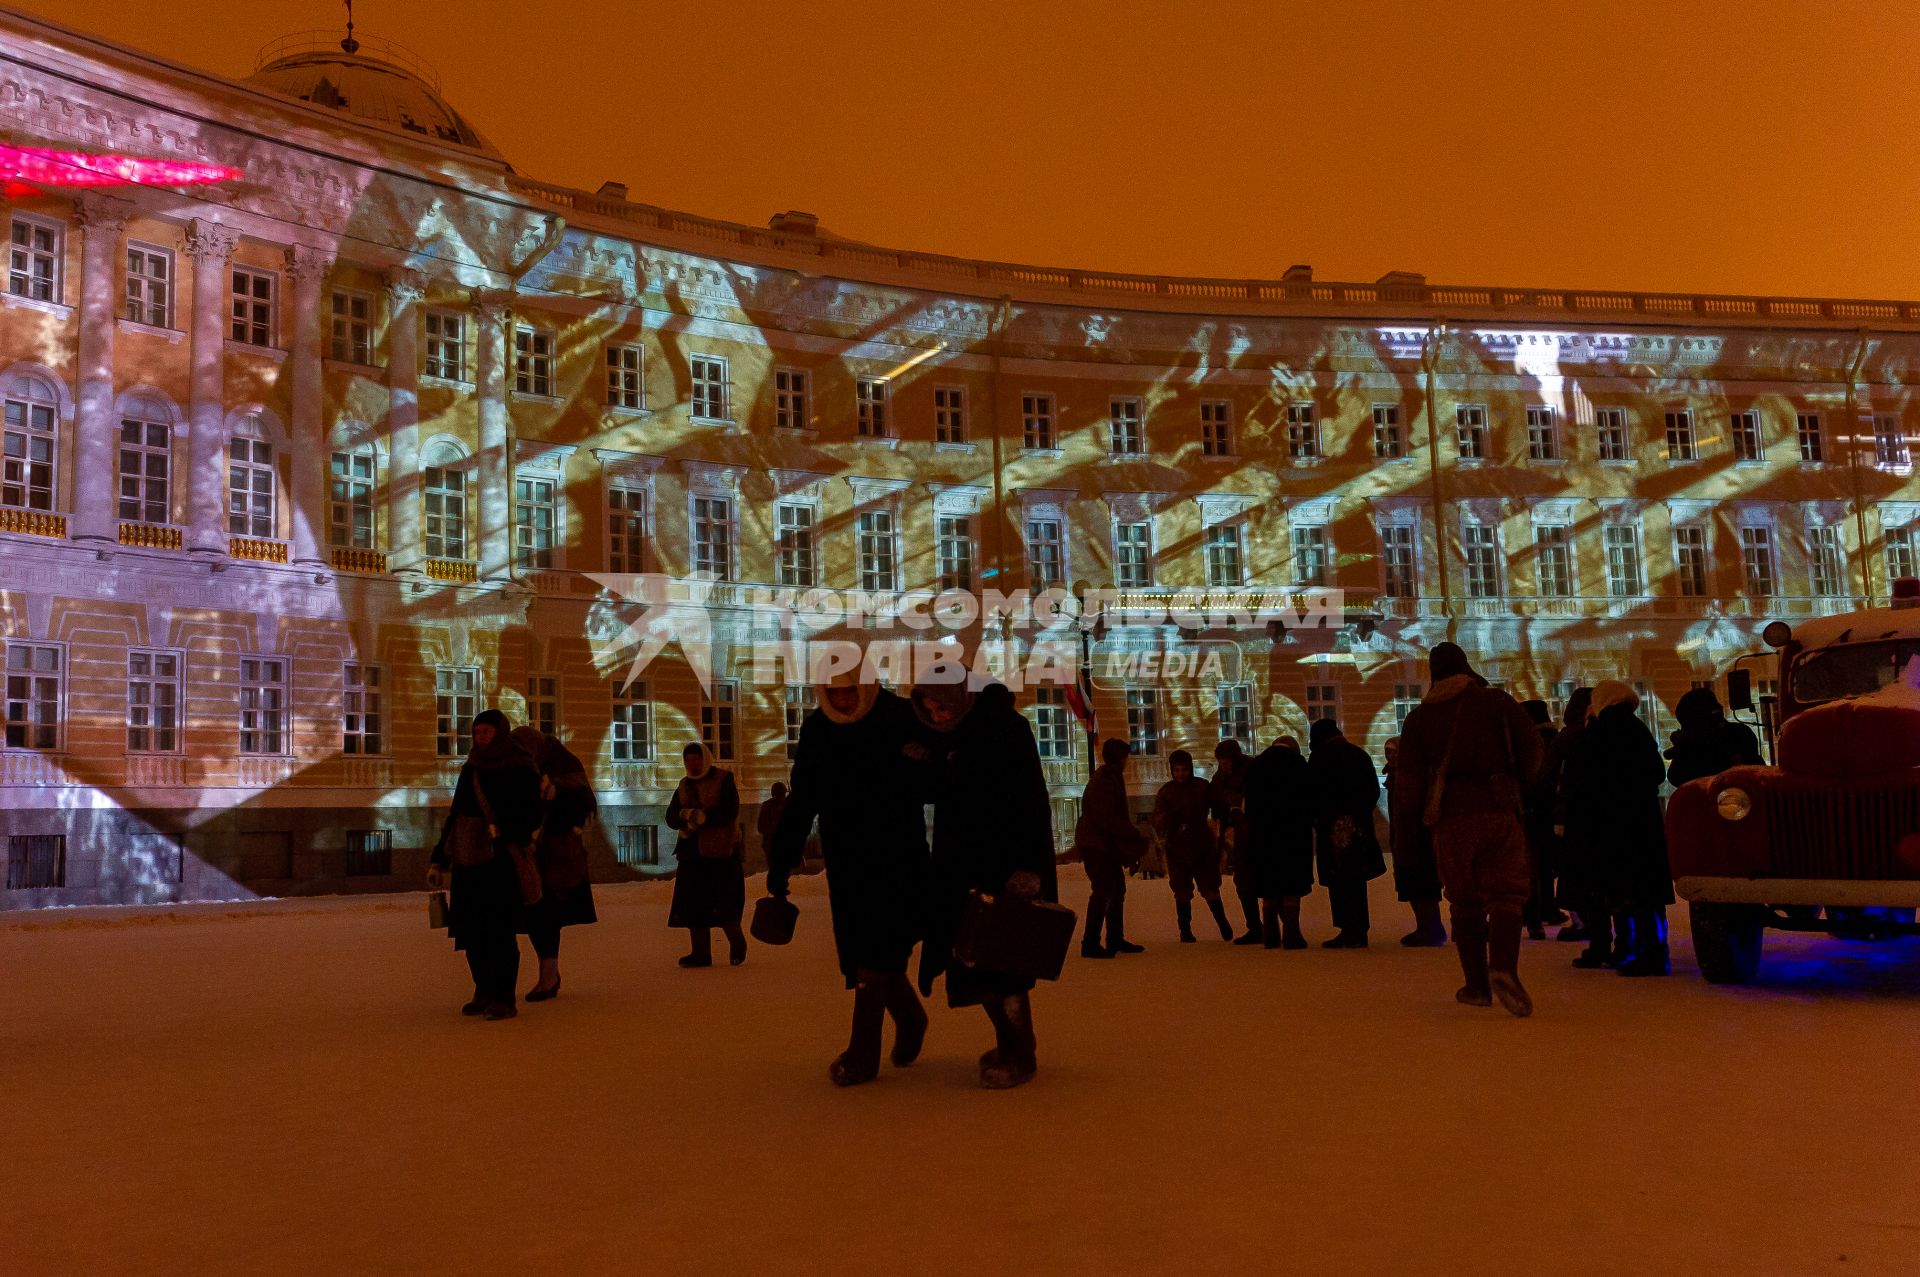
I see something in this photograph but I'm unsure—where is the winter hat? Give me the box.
[1590,680,1639,716]
[1308,718,1341,748]
[1428,641,1475,683]
[466,708,525,768]
[1563,686,1593,728]
[1214,738,1245,763]
[1674,687,1723,728]
[1100,737,1131,766]
[1521,699,1551,726]
[1168,748,1194,772]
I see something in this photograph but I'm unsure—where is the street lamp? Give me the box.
[1069,578,1109,771]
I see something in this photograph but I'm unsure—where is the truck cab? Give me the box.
[1665,581,1920,983]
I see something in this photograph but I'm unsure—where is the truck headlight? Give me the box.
[1716,787,1752,821]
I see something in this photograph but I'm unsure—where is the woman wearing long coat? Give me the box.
[1307,719,1386,948]
[768,680,931,1087]
[912,677,1057,1090]
[1242,738,1317,948]
[429,708,542,1020]
[666,742,748,968]
[510,727,598,1002]
[1563,681,1674,976]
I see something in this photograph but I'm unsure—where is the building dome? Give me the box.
[246,33,503,161]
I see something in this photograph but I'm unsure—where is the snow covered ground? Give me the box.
[5,872,1918,1275]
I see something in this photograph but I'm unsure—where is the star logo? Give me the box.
[587,573,718,695]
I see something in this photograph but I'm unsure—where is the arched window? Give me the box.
[421,439,469,561]
[2,372,59,513]
[329,442,377,550]
[228,415,276,539]
[118,392,172,526]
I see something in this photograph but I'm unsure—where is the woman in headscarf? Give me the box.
[1153,748,1233,942]
[666,741,748,968]
[911,671,1057,1090]
[768,672,931,1087]
[1307,718,1385,948]
[510,727,598,1002]
[1563,681,1674,976]
[428,708,543,1021]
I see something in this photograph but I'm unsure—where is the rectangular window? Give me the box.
[1372,404,1402,459]
[227,438,275,538]
[239,656,286,756]
[526,674,558,738]
[1456,405,1487,460]
[1809,525,1846,597]
[1664,410,1698,462]
[692,495,733,580]
[343,662,384,755]
[1293,525,1329,587]
[616,825,660,868]
[856,510,897,592]
[1109,397,1144,454]
[1874,416,1909,469]
[424,464,468,561]
[1381,524,1416,598]
[774,367,810,431]
[1217,683,1252,745]
[1674,525,1709,597]
[1887,525,1916,584]
[330,290,373,365]
[8,216,62,303]
[1286,403,1319,460]
[1115,522,1152,590]
[606,484,648,574]
[856,378,890,438]
[605,343,644,410]
[1740,526,1776,598]
[1604,524,1643,597]
[776,502,819,587]
[423,310,466,380]
[1796,412,1824,463]
[514,325,555,396]
[1536,525,1573,598]
[1022,392,1055,450]
[230,266,276,348]
[612,681,652,762]
[1464,523,1500,598]
[1596,407,1631,463]
[345,830,393,877]
[785,685,816,760]
[1304,683,1339,730]
[690,354,729,420]
[1525,406,1558,461]
[514,475,556,569]
[1027,518,1064,592]
[123,244,172,328]
[4,643,61,750]
[1201,400,1232,457]
[1392,684,1421,731]
[1731,410,1763,462]
[702,682,738,762]
[934,385,968,444]
[1205,523,1243,587]
[127,649,181,753]
[435,666,478,758]
[1126,688,1161,756]
[329,448,376,550]
[118,415,170,525]
[937,515,975,591]
[5,834,65,890]
[1032,685,1073,760]
[2,392,56,512]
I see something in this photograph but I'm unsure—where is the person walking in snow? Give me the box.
[1307,719,1385,948]
[767,675,931,1087]
[1208,739,1261,944]
[510,727,598,1003]
[1242,733,1317,948]
[1076,736,1148,958]
[1154,749,1234,942]
[666,742,749,968]
[757,781,789,872]
[1564,681,1674,977]
[1385,736,1448,947]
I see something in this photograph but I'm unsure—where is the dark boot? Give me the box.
[1081,896,1112,958]
[1605,912,1635,969]
[1572,912,1614,968]
[829,972,889,1086]
[1261,899,1281,948]
[1616,908,1671,977]
[981,993,1037,1089]
[1106,898,1144,953]
[1452,910,1492,1007]
[1206,896,1234,941]
[1400,899,1448,947]
[1175,899,1196,943]
[1487,910,1533,1018]
[1280,898,1308,950]
[885,975,929,1065]
[723,923,748,966]
[1233,889,1262,944]
[680,927,714,968]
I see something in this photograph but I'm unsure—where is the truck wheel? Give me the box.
[1690,901,1766,984]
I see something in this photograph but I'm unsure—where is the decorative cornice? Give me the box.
[926,482,989,515]
[1194,492,1256,523]
[593,448,664,482]
[386,267,426,305]
[770,469,832,500]
[73,192,134,233]
[1288,496,1338,525]
[1665,498,1714,523]
[1879,501,1920,527]
[512,437,578,473]
[1103,491,1164,524]
[1016,486,1077,512]
[185,218,241,263]
[682,459,747,494]
[472,289,513,327]
[1528,497,1580,525]
[845,475,912,506]
[281,242,332,280]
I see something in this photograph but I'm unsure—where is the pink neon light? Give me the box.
[0,145,242,190]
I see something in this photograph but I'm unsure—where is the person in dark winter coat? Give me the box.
[1393,643,1543,1017]
[1539,687,1593,944]
[509,727,598,1002]
[428,708,543,1021]
[666,742,748,968]
[1665,688,1763,787]
[1385,736,1448,947]
[1243,736,1317,948]
[1307,719,1386,948]
[1208,739,1261,943]
[1519,700,1563,940]
[1154,749,1233,942]
[768,678,931,1087]
[1564,680,1674,976]
[1077,737,1148,958]
[911,675,1057,1091]
[757,782,788,870]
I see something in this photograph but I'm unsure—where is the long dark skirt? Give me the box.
[449,854,523,952]
[519,879,598,935]
[668,851,745,929]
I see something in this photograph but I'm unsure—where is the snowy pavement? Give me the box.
[5,873,1918,1275]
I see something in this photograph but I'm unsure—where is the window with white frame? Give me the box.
[423,445,469,561]
[127,649,181,754]
[1392,683,1421,732]
[526,675,559,738]
[230,266,276,348]
[1032,685,1073,759]
[774,367,809,431]
[1115,521,1153,589]
[8,215,62,303]
[1217,683,1252,745]
[435,666,478,758]
[1456,405,1487,460]
[1205,522,1244,587]
[118,402,170,526]
[1304,683,1339,730]
[1536,525,1573,598]
[856,378,890,438]
[1373,404,1403,459]
[1796,412,1824,463]
[1664,410,1698,462]
[1027,518,1064,592]
[1596,407,1631,462]
[785,685,815,760]
[227,437,275,538]
[606,483,648,574]
[702,681,738,761]
[857,509,898,592]
[1526,406,1558,461]
[342,662,384,755]
[2,376,57,513]
[1739,525,1776,597]
[1809,525,1846,597]
[616,825,660,868]
[514,473,557,569]
[124,244,173,328]
[239,656,287,756]
[330,445,377,550]
[1293,524,1329,587]
[612,680,652,762]
[1126,688,1161,756]
[606,343,643,410]
[1109,397,1144,454]
[937,515,975,591]
[1464,522,1501,597]
[514,325,555,396]
[1201,400,1232,457]
[1381,524,1416,598]
[1286,403,1319,460]
[1886,523,1916,584]
[1874,417,1909,469]
[692,495,734,580]
[330,290,373,365]
[1022,392,1055,450]
[3,642,60,750]
[690,354,729,420]
[934,385,968,443]
[1731,410,1764,462]
[423,310,466,381]
[1674,525,1709,597]
[776,501,819,587]
[1604,524,1643,597]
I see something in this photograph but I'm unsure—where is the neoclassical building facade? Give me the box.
[4,9,1919,904]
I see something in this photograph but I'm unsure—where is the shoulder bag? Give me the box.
[473,775,544,907]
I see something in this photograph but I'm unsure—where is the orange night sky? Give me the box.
[39,0,1920,300]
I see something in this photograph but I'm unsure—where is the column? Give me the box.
[283,243,331,568]
[183,218,240,555]
[473,290,512,580]
[385,268,424,576]
[71,193,133,546]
